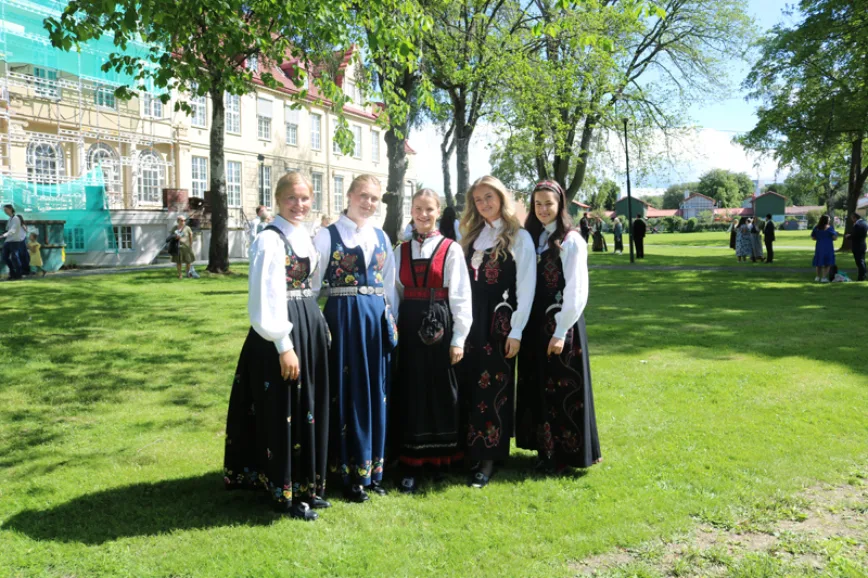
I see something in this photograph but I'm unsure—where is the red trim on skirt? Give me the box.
[399,452,464,468]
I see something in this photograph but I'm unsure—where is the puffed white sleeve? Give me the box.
[554,231,588,340]
[248,231,294,353]
[509,228,537,341]
[311,227,332,298]
[381,231,399,317]
[443,241,473,348]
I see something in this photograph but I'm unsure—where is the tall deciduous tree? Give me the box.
[738,0,868,249]
[47,0,424,271]
[497,0,754,200]
[663,182,699,209]
[696,168,754,208]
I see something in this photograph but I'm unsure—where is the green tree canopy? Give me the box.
[696,169,754,208]
[663,182,699,209]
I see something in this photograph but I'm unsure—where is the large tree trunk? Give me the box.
[207,89,229,273]
[563,115,597,201]
[441,122,456,207]
[840,136,868,251]
[383,126,408,243]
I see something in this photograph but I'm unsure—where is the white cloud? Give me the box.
[409,122,494,194]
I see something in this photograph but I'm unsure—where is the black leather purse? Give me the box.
[418,289,445,346]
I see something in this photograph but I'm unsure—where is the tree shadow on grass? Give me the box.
[4,472,279,544]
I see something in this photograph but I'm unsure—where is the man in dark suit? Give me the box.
[845,212,868,281]
[579,212,590,242]
[763,213,776,263]
[632,215,647,258]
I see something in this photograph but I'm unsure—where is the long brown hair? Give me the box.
[459,175,521,262]
[524,180,572,252]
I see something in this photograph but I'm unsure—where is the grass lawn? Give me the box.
[0,261,866,577]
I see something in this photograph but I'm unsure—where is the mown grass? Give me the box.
[0,262,866,577]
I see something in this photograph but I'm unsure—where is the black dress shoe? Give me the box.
[305,496,332,509]
[399,476,417,494]
[275,501,318,521]
[368,481,387,496]
[468,471,490,488]
[343,485,370,503]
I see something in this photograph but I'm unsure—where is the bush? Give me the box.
[664,215,684,232]
[684,217,699,233]
[806,209,823,227]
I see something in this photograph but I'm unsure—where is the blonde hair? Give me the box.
[274,171,313,204]
[411,188,441,209]
[344,174,382,214]
[460,175,521,262]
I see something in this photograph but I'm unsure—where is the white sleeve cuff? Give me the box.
[274,335,294,354]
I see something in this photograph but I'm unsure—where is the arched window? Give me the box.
[86,143,120,195]
[26,141,64,184]
[137,150,164,204]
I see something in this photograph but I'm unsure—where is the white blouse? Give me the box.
[471,218,536,341]
[248,215,316,354]
[2,214,26,242]
[311,214,398,311]
[537,223,589,340]
[395,235,473,349]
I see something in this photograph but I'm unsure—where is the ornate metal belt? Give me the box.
[286,288,315,299]
[325,286,385,296]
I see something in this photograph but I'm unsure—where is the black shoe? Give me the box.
[305,496,331,509]
[368,481,387,496]
[399,476,417,494]
[468,471,490,488]
[275,501,318,521]
[343,485,370,503]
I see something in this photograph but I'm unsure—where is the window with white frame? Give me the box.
[107,225,133,252]
[333,135,341,155]
[94,85,116,109]
[143,93,163,118]
[226,160,242,208]
[310,113,321,150]
[191,156,208,198]
[224,93,241,134]
[312,172,323,212]
[26,141,64,184]
[371,130,380,163]
[403,181,413,218]
[333,175,345,214]
[33,67,59,99]
[190,84,207,127]
[137,150,164,204]
[352,125,362,159]
[257,97,272,140]
[64,226,85,252]
[258,164,272,208]
[86,143,120,195]
[285,105,299,145]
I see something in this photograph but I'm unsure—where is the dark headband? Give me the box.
[533,180,565,196]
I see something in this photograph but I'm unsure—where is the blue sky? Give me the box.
[411,0,800,196]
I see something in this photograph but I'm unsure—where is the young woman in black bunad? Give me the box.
[223,172,330,521]
[393,189,472,493]
[459,175,536,488]
[517,180,601,473]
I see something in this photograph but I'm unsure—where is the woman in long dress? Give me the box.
[459,175,536,488]
[394,189,473,493]
[312,175,397,502]
[811,214,838,282]
[517,181,601,472]
[750,218,764,262]
[735,217,752,262]
[223,172,329,521]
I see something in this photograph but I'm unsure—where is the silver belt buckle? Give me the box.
[302,288,313,297]
[359,286,370,295]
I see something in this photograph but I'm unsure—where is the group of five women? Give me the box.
[223,172,601,521]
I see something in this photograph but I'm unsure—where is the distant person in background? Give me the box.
[632,215,646,258]
[1,204,27,279]
[811,214,838,283]
[735,217,752,262]
[27,232,45,277]
[311,214,331,239]
[729,217,738,250]
[613,217,623,254]
[763,214,776,263]
[750,217,764,262]
[579,212,590,242]
[172,216,199,279]
[591,217,608,252]
[845,212,867,281]
[249,205,272,248]
[439,205,462,241]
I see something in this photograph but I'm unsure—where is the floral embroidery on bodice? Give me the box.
[323,225,388,288]
[266,225,314,290]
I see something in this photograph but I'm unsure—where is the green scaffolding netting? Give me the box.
[1,167,118,253]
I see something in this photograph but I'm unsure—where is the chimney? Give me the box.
[684,191,690,199]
